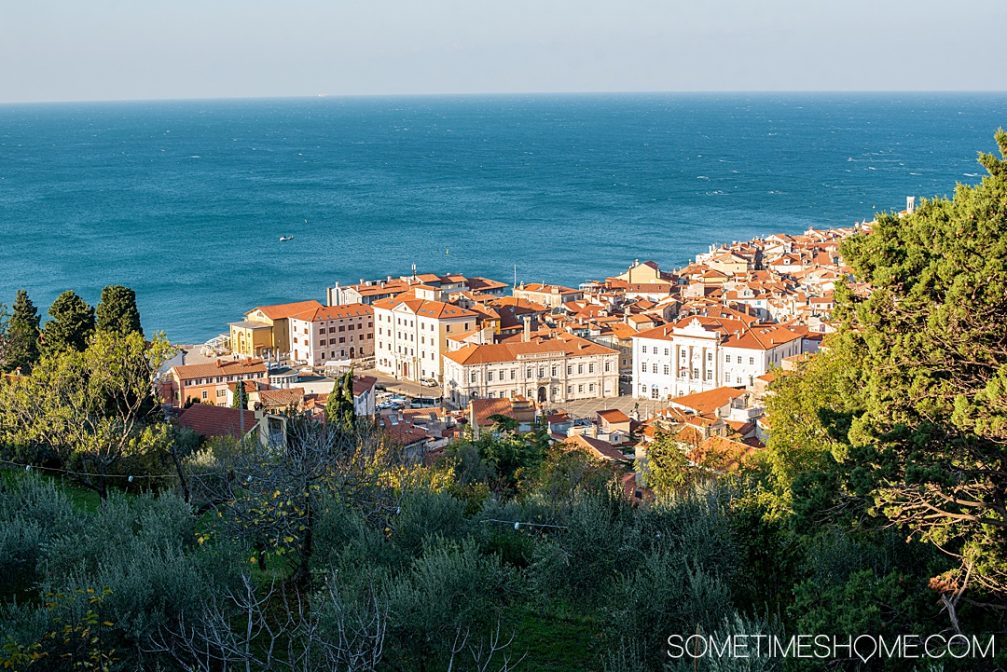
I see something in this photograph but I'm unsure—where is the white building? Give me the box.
[288,304,374,367]
[442,332,619,407]
[632,316,808,400]
[719,326,805,388]
[373,287,479,383]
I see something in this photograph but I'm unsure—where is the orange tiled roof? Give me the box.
[291,304,374,322]
[597,409,631,424]
[248,300,323,321]
[667,386,746,416]
[178,404,257,439]
[172,358,267,381]
[445,333,616,365]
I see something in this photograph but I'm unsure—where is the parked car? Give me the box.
[410,396,440,409]
[420,378,439,387]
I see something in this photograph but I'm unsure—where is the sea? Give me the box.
[0,93,1004,343]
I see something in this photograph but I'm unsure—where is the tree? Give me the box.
[41,290,95,354]
[765,129,1007,609]
[231,381,249,410]
[0,303,8,372]
[326,370,356,431]
[640,431,692,497]
[207,418,392,589]
[0,330,174,498]
[96,284,143,336]
[3,289,40,373]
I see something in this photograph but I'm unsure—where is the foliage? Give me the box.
[0,330,174,497]
[3,290,41,374]
[95,285,142,336]
[764,130,1007,603]
[326,370,357,431]
[639,430,692,497]
[0,587,118,672]
[40,290,95,354]
[231,380,249,409]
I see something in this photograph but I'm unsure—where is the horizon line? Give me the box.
[2,88,1006,107]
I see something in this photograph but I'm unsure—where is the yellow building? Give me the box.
[230,300,322,357]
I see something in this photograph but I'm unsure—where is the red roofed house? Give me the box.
[373,291,480,384]
[177,404,287,448]
[287,303,375,367]
[230,300,324,358]
[512,282,584,309]
[443,332,619,406]
[168,358,269,407]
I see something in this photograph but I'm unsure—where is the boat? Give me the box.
[279,235,294,242]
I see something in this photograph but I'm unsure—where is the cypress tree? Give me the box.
[96,284,143,336]
[41,290,95,353]
[232,381,249,410]
[325,370,356,431]
[4,289,41,373]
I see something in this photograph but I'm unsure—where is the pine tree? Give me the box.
[96,285,143,336]
[766,129,1007,600]
[4,289,41,373]
[41,291,95,353]
[325,370,356,431]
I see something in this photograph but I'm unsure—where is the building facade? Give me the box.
[442,333,619,406]
[230,300,323,358]
[512,282,584,309]
[287,304,374,367]
[632,318,807,400]
[168,358,269,407]
[373,291,479,383]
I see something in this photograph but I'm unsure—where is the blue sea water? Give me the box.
[0,93,1004,343]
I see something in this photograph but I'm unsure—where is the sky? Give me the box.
[1,0,1005,103]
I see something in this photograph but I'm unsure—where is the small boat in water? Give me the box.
[279,235,294,242]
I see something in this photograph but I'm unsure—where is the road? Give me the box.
[358,368,443,399]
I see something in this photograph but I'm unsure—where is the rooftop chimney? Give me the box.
[523,315,532,343]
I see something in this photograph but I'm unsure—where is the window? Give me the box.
[642,345,647,354]
[663,365,670,375]
[640,362,646,372]
[487,371,494,382]
[651,363,657,374]
[749,357,755,365]
[604,362,611,372]
[725,354,731,363]
[578,364,584,374]
[707,352,713,361]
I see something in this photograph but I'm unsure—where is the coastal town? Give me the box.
[162,216,871,491]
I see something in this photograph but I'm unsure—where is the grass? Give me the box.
[1,467,103,511]
[505,605,601,672]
